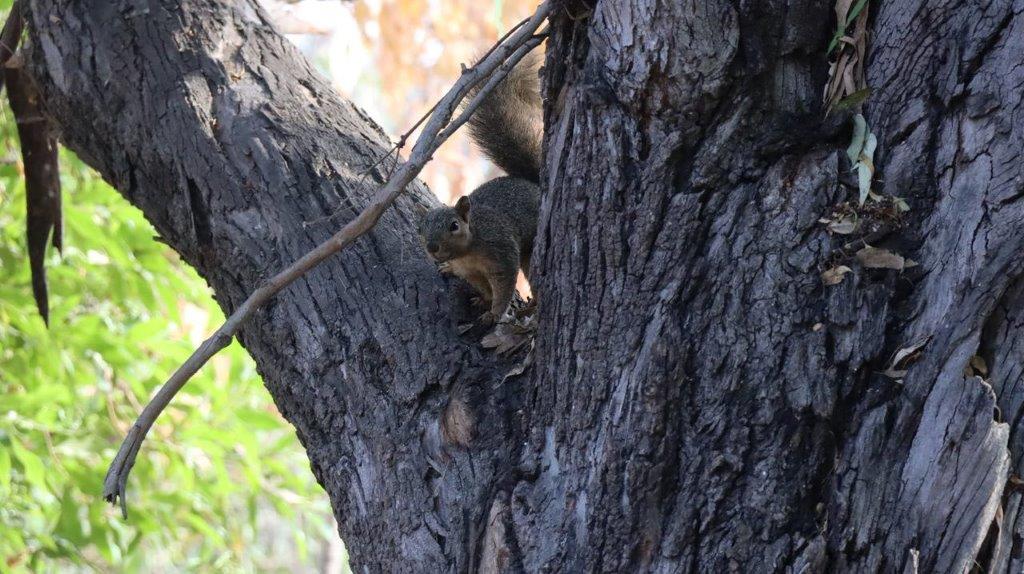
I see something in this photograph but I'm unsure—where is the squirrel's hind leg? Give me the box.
[482,262,518,325]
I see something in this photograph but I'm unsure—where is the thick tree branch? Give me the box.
[23,0,1024,570]
[102,2,551,517]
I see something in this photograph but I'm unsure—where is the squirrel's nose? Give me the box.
[427,242,439,253]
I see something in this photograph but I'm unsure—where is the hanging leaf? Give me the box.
[825,0,870,113]
[847,113,867,163]
[832,87,872,112]
[0,0,23,92]
[847,118,877,206]
[7,65,63,326]
[856,164,872,205]
[828,0,856,54]
[846,0,870,27]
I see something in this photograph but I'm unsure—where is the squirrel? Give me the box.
[418,50,542,325]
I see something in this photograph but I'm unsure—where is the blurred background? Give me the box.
[0,0,534,571]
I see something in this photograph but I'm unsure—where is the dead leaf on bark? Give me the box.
[481,326,530,355]
[827,216,858,235]
[881,336,931,379]
[501,342,535,384]
[964,354,989,378]
[856,246,908,270]
[481,313,536,355]
[821,265,853,286]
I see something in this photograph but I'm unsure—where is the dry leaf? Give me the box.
[880,366,913,380]
[856,246,907,270]
[825,0,870,112]
[882,336,931,379]
[821,265,853,286]
[481,322,532,355]
[970,355,989,377]
[500,342,535,384]
[828,216,858,235]
[834,0,854,23]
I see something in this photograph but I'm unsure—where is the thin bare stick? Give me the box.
[103,1,551,518]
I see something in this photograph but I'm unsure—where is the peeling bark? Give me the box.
[20,0,1024,572]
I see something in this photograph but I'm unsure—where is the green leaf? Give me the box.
[0,30,334,571]
[857,132,877,205]
[846,0,869,27]
[827,0,870,55]
[11,438,47,489]
[0,446,11,492]
[847,113,867,164]
[237,407,284,431]
[832,87,872,112]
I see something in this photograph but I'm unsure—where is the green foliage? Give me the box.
[0,110,336,570]
[827,0,870,55]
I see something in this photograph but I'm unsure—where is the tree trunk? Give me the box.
[21,0,1024,572]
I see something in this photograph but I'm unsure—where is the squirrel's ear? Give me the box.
[455,196,471,221]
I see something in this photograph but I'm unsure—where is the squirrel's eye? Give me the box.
[449,221,460,233]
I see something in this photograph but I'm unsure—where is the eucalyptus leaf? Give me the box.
[847,114,867,164]
[857,163,872,205]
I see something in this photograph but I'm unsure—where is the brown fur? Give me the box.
[466,51,543,183]
[418,48,543,323]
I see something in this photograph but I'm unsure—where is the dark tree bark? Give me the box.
[20,0,1024,572]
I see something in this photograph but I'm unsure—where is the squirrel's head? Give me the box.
[417,196,473,263]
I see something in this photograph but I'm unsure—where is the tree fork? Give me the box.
[17,0,1024,572]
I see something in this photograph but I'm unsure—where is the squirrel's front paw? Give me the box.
[437,261,453,275]
[469,296,487,308]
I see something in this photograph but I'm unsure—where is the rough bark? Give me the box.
[22,1,517,571]
[20,0,1024,572]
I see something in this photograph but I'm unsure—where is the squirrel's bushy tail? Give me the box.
[466,49,543,183]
